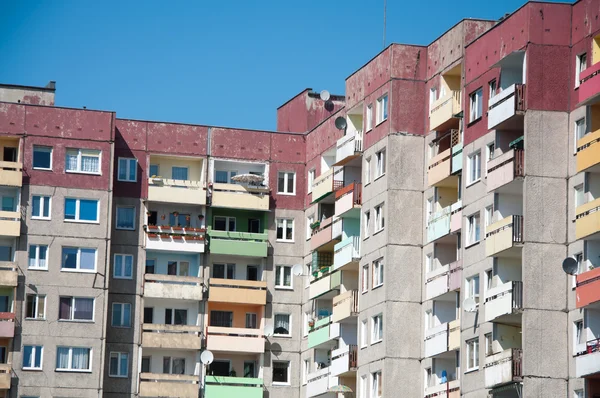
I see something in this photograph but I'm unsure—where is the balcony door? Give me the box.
[246,265,258,281]
[165,308,187,325]
[167,261,190,276]
[0,296,10,313]
[248,219,260,233]
[208,360,230,376]
[210,311,233,328]
[163,356,186,374]
[214,216,236,232]
[2,147,16,163]
[244,361,256,378]
[213,264,235,279]
[144,307,153,324]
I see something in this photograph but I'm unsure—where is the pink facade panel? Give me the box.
[211,128,270,161]
[0,321,14,338]
[390,45,427,81]
[305,117,343,163]
[0,102,26,135]
[115,119,148,151]
[390,79,426,136]
[270,133,305,164]
[277,89,344,133]
[270,162,305,210]
[146,122,208,156]
[346,47,392,110]
[571,0,600,45]
[464,70,499,146]
[526,44,571,111]
[24,106,113,141]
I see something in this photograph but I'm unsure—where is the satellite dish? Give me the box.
[264,325,274,338]
[463,297,477,313]
[200,350,214,365]
[320,90,331,101]
[292,264,303,276]
[335,117,347,131]
[562,257,579,275]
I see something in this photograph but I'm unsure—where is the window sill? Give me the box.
[466,178,481,188]
[376,118,387,127]
[372,283,383,290]
[374,173,385,182]
[276,240,295,244]
[360,345,368,350]
[55,369,93,373]
[116,227,136,231]
[363,235,370,241]
[277,192,296,196]
[464,367,479,374]
[24,318,46,321]
[58,319,95,324]
[28,267,48,271]
[117,179,137,183]
[61,269,97,273]
[113,276,133,280]
[275,286,294,291]
[31,217,51,221]
[111,325,132,329]
[64,219,100,225]
[371,339,383,346]
[32,167,52,171]
[467,117,482,127]
[366,128,373,133]
[361,289,368,295]
[272,382,291,386]
[464,240,480,249]
[22,367,43,371]
[373,228,384,236]
[109,374,129,378]
[273,334,292,339]
[65,170,101,176]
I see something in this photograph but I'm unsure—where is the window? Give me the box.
[371,314,383,343]
[59,297,94,321]
[32,146,52,170]
[484,206,493,233]
[22,345,43,370]
[277,171,296,195]
[576,118,587,151]
[56,347,91,372]
[274,314,291,336]
[166,308,188,325]
[32,196,51,219]
[489,80,497,99]
[364,211,371,238]
[485,269,493,292]
[275,265,292,289]
[65,149,100,174]
[466,338,479,371]
[109,352,128,377]
[303,359,310,385]
[374,204,385,232]
[426,253,433,272]
[575,184,585,208]
[163,357,186,374]
[276,218,294,242]
[376,94,388,124]
[307,169,315,193]
[429,87,437,105]
[28,245,48,270]
[365,158,371,184]
[575,319,585,347]
[467,151,481,185]
[361,319,368,347]
[361,375,368,398]
[371,371,382,398]
[114,254,133,279]
[210,311,233,327]
[362,264,369,293]
[306,215,314,240]
[213,216,236,232]
[366,104,373,131]
[112,303,131,328]
[117,158,137,182]
[25,294,46,319]
[575,390,584,398]
[467,212,481,246]
[61,247,96,271]
[245,313,257,329]
[469,88,483,122]
[215,170,237,183]
[576,53,588,87]
[485,142,495,175]
[426,197,433,225]
[485,333,493,356]
[116,206,135,230]
[149,164,159,177]
[172,166,188,180]
[272,361,290,385]
[64,198,99,223]
[466,275,480,304]
[375,150,386,178]
[145,259,155,274]
[373,258,384,288]
[213,263,235,279]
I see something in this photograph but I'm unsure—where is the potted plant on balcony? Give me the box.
[147,224,159,231]
[308,319,315,329]
[172,234,184,241]
[310,220,320,230]
[159,233,171,240]
[161,214,166,221]
[147,233,158,239]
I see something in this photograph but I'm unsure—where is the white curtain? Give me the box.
[283,267,291,286]
[74,298,94,320]
[81,155,99,173]
[117,208,134,229]
[57,347,69,369]
[274,314,289,334]
[72,348,90,370]
[66,152,78,171]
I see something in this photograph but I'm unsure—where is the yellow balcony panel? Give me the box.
[332,290,358,323]
[577,129,600,173]
[208,278,267,305]
[211,183,269,211]
[428,148,457,188]
[0,364,10,390]
[0,212,20,237]
[448,319,460,351]
[143,274,203,300]
[205,326,265,354]
[0,161,22,187]
[576,197,600,240]
[429,90,461,132]
[0,263,17,287]
[485,215,523,257]
[141,324,201,350]
[139,373,198,398]
[148,178,206,205]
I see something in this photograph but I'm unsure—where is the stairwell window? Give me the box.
[376,94,388,124]
[362,264,369,293]
[485,333,493,357]
[375,149,386,178]
[275,265,292,289]
[364,158,371,185]
[489,79,497,99]
[484,206,493,234]
[430,87,437,105]
[466,212,481,246]
[371,370,382,398]
[307,169,315,193]
[371,314,383,344]
[361,319,368,347]
[306,215,314,240]
[114,254,133,279]
[111,303,131,328]
[278,171,296,195]
[467,150,481,185]
[274,314,291,337]
[117,158,137,182]
[56,347,92,372]
[109,352,129,378]
[373,258,384,288]
[276,218,294,242]
[469,88,483,122]
[116,206,136,230]
[466,338,479,371]
[576,53,587,88]
[364,211,371,238]
[374,204,385,233]
[22,345,43,370]
[65,149,101,174]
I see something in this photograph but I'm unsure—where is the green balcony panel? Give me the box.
[208,229,268,257]
[330,271,341,290]
[308,323,331,348]
[451,143,463,174]
[205,376,263,398]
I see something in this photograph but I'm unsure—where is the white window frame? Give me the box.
[272,360,291,385]
[376,94,388,124]
[426,253,433,273]
[484,205,493,233]
[25,294,46,320]
[303,359,310,385]
[576,52,588,88]
[276,218,295,242]
[55,346,92,372]
[575,184,585,209]
[149,164,160,178]
[31,195,51,220]
[466,338,479,371]
[64,198,100,223]
[364,211,371,238]
[364,157,371,185]
[575,118,587,153]
[361,319,368,347]
[275,265,293,289]
[113,254,133,279]
[61,247,97,272]
[373,258,384,288]
[109,352,129,378]
[466,275,480,304]
[489,79,497,99]
[469,88,483,122]
[306,215,314,240]
[117,157,137,182]
[22,345,43,370]
[277,171,296,195]
[485,142,495,176]
[307,169,315,193]
[575,389,584,398]
[59,296,95,322]
[112,303,131,328]
[375,150,386,179]
[467,150,481,185]
[371,370,382,398]
[32,146,53,170]
[65,148,101,175]
[213,216,236,232]
[484,332,493,357]
[574,319,585,349]
[361,375,368,398]
[28,244,48,270]
[466,212,481,246]
[115,206,136,231]
[366,104,373,131]
[374,204,385,233]
[362,264,369,293]
[429,87,437,105]
[371,314,383,344]
[273,313,292,337]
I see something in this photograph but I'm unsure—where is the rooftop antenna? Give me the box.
[382,0,387,49]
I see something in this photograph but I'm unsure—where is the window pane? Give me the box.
[66,151,78,171]
[112,304,122,326]
[120,353,128,376]
[79,200,98,221]
[110,355,118,375]
[81,153,99,173]
[215,171,228,183]
[23,345,32,368]
[33,147,52,169]
[42,197,50,217]
[172,167,188,180]
[80,249,96,270]
[124,255,133,277]
[74,298,94,320]
[32,196,41,217]
[214,217,226,231]
[118,158,128,180]
[72,348,90,369]
[149,164,159,177]
[64,199,76,220]
[114,255,122,277]
[278,173,285,193]
[287,173,294,193]
[56,347,69,369]
[62,248,78,269]
[283,267,291,286]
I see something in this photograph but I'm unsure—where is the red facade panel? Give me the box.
[24,106,113,141]
[305,117,343,164]
[276,89,344,134]
[525,44,571,112]
[0,102,26,135]
[146,122,208,156]
[270,133,305,164]
[390,45,427,81]
[270,162,305,211]
[390,79,426,137]
[464,70,499,146]
[210,128,270,161]
[572,0,600,45]
[113,148,148,199]
[346,47,392,110]
[115,119,148,151]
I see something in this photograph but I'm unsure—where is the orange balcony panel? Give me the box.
[577,129,600,173]
[576,198,600,240]
[429,91,461,132]
[208,278,267,305]
[0,364,10,390]
[576,267,600,308]
[428,149,457,188]
[578,62,600,107]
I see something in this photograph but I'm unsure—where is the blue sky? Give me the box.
[0,0,566,131]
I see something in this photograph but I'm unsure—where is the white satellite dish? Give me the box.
[200,350,214,365]
[320,90,331,101]
[292,264,303,276]
[264,325,274,338]
[562,257,578,275]
[463,297,477,313]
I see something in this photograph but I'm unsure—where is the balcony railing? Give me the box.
[207,228,268,257]
[145,225,205,253]
[139,373,199,398]
[485,215,524,257]
[307,366,339,398]
[425,259,462,300]
[484,348,523,388]
[148,177,205,206]
[308,316,340,349]
[430,90,461,132]
[487,148,524,192]
[427,201,462,242]
[424,379,460,398]
[0,161,22,187]
[332,290,359,323]
[208,278,267,306]
[483,281,523,322]
[141,323,202,350]
[428,148,452,187]
[210,183,269,211]
[0,210,20,237]
[575,338,600,377]
[312,167,343,203]
[0,312,15,338]
[576,197,600,240]
[0,262,17,287]
[578,61,600,106]
[335,182,362,217]
[205,326,265,354]
[333,236,360,271]
[204,376,263,398]
[576,267,600,308]
[144,274,203,301]
[488,84,526,130]
[335,133,363,165]
[309,269,341,300]
[577,129,600,173]
[331,344,358,377]
[311,216,336,251]
[424,323,450,358]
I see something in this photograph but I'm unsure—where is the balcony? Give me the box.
[450,201,462,233]
[332,290,358,323]
[207,229,268,257]
[333,236,360,271]
[0,211,20,237]
[143,274,203,301]
[451,142,463,174]
[0,364,10,390]
[575,339,600,377]
[430,90,461,132]
[145,225,205,253]
[577,129,600,173]
[334,183,362,217]
[335,133,363,166]
[208,278,267,306]
[0,161,22,187]
[148,177,205,206]
[488,84,526,130]
[311,217,340,252]
[484,281,523,323]
[309,270,341,300]
[576,267,600,308]
[331,345,357,377]
[424,379,460,398]
[205,326,264,354]
[428,149,453,188]
[427,201,461,243]
[448,319,460,351]
[307,367,339,398]
[0,313,15,338]
[485,215,524,257]
[210,183,269,211]
[204,376,263,398]
[484,348,523,388]
[577,197,600,240]
[139,373,198,398]
[141,323,202,350]
[308,316,340,349]
[487,149,524,193]
[424,323,449,358]
[312,167,343,204]
[425,259,462,300]
[0,263,18,287]
[578,61,600,106]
